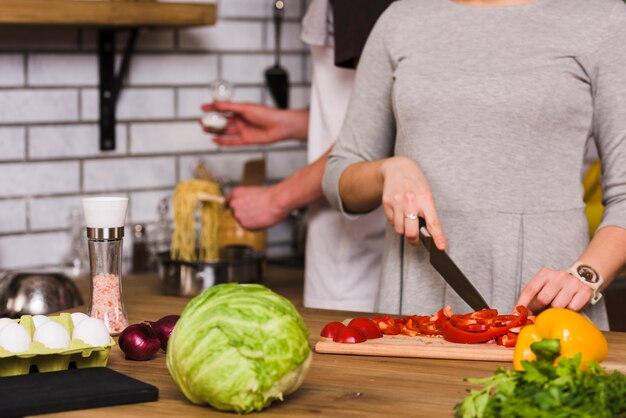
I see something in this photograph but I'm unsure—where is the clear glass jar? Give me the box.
[86,227,129,335]
[62,207,89,278]
[201,79,234,134]
[131,223,151,273]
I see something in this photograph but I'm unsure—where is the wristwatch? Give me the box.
[567,262,604,305]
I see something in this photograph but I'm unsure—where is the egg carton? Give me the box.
[0,313,115,377]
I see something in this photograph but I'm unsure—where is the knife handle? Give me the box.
[418,216,426,230]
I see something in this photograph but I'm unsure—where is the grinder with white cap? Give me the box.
[82,197,129,335]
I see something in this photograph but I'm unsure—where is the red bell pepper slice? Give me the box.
[443,306,528,344]
[415,315,443,335]
[400,325,420,336]
[449,315,478,328]
[442,320,511,343]
[372,316,401,335]
[496,332,518,347]
[469,309,499,319]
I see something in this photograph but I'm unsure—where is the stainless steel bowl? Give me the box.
[0,271,84,318]
[159,245,265,296]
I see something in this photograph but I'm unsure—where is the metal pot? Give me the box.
[0,271,84,318]
[159,245,265,296]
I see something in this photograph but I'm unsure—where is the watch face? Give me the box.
[577,265,600,284]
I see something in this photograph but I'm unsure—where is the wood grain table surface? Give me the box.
[43,265,626,418]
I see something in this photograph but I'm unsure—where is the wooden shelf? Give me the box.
[0,0,216,28]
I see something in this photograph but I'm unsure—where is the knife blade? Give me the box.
[418,217,490,311]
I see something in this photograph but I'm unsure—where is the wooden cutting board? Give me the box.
[315,334,514,362]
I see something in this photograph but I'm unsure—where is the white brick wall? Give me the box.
[128,54,219,86]
[285,86,310,109]
[81,88,176,121]
[0,90,78,123]
[29,125,128,159]
[266,21,307,52]
[0,162,80,197]
[0,199,27,233]
[28,54,97,87]
[222,54,304,84]
[0,232,69,269]
[83,157,176,192]
[0,54,25,87]
[129,189,173,224]
[0,0,309,269]
[29,196,83,231]
[179,21,265,51]
[130,121,216,154]
[0,127,25,161]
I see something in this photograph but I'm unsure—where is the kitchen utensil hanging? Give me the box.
[265,0,289,109]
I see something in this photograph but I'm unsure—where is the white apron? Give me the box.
[303,37,386,312]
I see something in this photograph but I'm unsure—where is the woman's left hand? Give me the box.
[516,267,593,314]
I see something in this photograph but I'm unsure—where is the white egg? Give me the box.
[72,317,110,346]
[0,318,14,332]
[33,321,71,349]
[32,315,51,329]
[71,312,89,328]
[0,322,31,353]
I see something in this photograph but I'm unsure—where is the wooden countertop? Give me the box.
[46,266,626,418]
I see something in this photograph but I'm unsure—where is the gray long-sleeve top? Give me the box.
[323,0,626,329]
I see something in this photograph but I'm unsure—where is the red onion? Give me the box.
[148,315,180,351]
[119,323,161,361]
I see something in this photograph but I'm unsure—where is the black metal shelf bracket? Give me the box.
[98,28,139,151]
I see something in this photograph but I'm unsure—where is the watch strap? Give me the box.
[567,262,604,305]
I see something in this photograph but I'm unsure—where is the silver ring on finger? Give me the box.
[404,213,418,221]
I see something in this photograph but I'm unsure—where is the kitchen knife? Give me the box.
[418,217,490,311]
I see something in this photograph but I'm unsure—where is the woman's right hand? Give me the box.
[380,156,446,249]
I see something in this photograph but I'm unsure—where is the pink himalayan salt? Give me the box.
[90,273,128,334]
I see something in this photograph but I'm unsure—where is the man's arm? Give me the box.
[228,147,332,230]
[201,102,309,145]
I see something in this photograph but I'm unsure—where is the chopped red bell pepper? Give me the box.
[442,320,512,343]
[496,332,518,347]
[372,316,401,335]
[442,306,528,344]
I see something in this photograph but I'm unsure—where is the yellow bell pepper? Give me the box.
[513,308,608,370]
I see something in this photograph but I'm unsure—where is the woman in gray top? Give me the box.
[322,0,626,330]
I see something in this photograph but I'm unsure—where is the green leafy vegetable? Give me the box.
[455,339,626,418]
[166,283,312,414]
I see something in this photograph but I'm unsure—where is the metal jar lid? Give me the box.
[86,227,124,240]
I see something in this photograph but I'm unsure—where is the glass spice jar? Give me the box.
[83,197,130,335]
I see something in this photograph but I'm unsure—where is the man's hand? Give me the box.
[516,267,593,314]
[227,185,291,230]
[200,101,308,146]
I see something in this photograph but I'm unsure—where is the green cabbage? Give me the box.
[166,283,312,414]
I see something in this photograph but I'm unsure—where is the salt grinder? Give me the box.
[201,79,234,133]
[82,197,129,335]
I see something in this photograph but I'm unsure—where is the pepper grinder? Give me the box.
[82,197,129,335]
